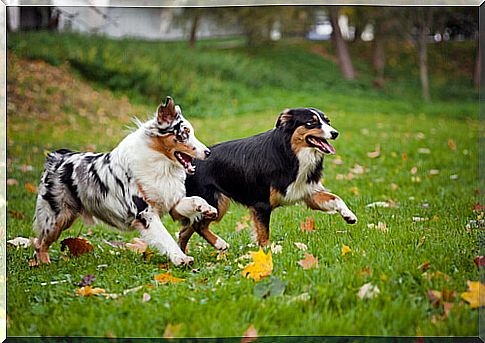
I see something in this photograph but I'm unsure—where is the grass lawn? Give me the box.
[5,33,482,338]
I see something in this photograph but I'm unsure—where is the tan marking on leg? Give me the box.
[35,213,77,264]
[305,191,337,210]
[178,226,195,254]
[250,208,270,247]
[269,187,282,209]
[215,194,230,223]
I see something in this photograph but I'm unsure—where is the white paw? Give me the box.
[214,238,230,251]
[341,209,358,224]
[171,254,194,266]
[196,204,218,220]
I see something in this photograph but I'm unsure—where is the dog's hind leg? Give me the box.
[249,203,272,247]
[34,207,78,264]
[305,191,357,224]
[178,225,196,254]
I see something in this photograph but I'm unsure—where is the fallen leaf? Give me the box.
[335,174,345,180]
[143,247,155,262]
[357,283,380,299]
[294,242,308,251]
[450,174,459,180]
[341,243,352,256]
[357,267,372,278]
[429,169,440,175]
[235,221,249,232]
[78,274,96,287]
[448,139,457,151]
[331,157,344,165]
[367,145,381,159]
[24,182,38,193]
[289,292,311,303]
[6,178,18,186]
[350,164,365,174]
[270,242,282,254]
[241,324,258,343]
[154,272,185,285]
[427,290,442,307]
[349,187,360,195]
[241,248,273,282]
[163,323,182,339]
[102,239,126,249]
[410,167,418,175]
[402,153,408,161]
[473,256,485,268]
[418,148,431,154]
[461,281,485,308]
[391,183,399,191]
[367,222,388,232]
[20,164,33,172]
[8,210,25,219]
[417,261,430,272]
[298,253,319,270]
[300,217,315,232]
[60,237,94,257]
[76,286,105,297]
[441,288,457,302]
[142,292,151,302]
[126,238,148,253]
[7,237,33,248]
[473,203,485,212]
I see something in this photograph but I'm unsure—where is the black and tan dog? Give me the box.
[172,107,358,252]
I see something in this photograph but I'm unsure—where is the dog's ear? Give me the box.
[275,109,293,128]
[157,96,177,125]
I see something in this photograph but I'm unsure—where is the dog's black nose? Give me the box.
[204,150,211,157]
[330,131,339,139]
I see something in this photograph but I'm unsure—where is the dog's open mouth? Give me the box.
[174,152,196,174]
[306,136,336,155]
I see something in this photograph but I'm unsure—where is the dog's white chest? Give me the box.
[281,149,323,204]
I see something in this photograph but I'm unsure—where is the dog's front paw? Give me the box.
[342,210,358,224]
[171,254,194,266]
[196,204,218,220]
[214,238,230,251]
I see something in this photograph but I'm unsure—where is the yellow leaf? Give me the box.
[76,286,105,297]
[342,243,352,256]
[154,272,185,285]
[241,248,273,282]
[461,281,485,309]
[163,323,182,339]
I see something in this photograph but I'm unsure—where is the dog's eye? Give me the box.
[305,120,317,127]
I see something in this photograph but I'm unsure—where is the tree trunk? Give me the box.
[329,7,355,80]
[189,15,199,48]
[417,26,431,102]
[372,20,385,87]
[474,41,481,88]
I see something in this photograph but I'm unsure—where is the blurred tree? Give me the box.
[328,6,355,80]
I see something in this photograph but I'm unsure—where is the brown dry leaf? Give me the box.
[300,217,315,232]
[8,210,25,219]
[298,253,319,270]
[448,139,457,151]
[76,285,105,297]
[461,280,485,309]
[154,272,185,285]
[241,324,258,343]
[402,153,407,161]
[391,183,399,191]
[20,164,33,172]
[163,323,182,339]
[60,237,94,257]
[7,178,18,186]
[24,182,38,193]
[367,145,381,159]
[126,238,148,254]
[427,290,442,307]
[241,248,273,282]
[350,164,365,174]
[473,256,485,268]
[417,261,430,272]
[357,267,372,278]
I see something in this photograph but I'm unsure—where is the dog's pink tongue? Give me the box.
[322,140,336,154]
